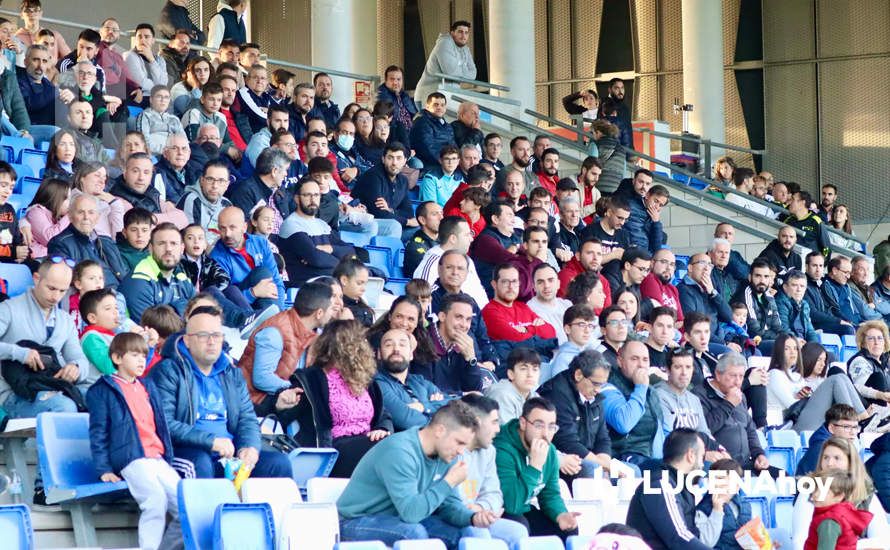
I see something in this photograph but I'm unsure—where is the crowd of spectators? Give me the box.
[0,2,883,549]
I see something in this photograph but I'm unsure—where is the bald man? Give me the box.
[374,328,451,431]
[209,206,285,311]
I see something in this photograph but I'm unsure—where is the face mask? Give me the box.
[337,134,354,151]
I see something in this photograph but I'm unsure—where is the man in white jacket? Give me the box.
[415,21,477,105]
[456,394,529,546]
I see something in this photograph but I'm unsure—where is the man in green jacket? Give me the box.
[337,400,499,550]
[494,396,579,540]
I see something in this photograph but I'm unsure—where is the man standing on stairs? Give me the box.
[414,20,477,108]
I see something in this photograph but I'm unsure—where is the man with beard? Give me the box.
[313,72,340,128]
[557,237,612,305]
[287,82,319,142]
[756,225,802,289]
[575,156,603,224]
[375,328,452,431]
[730,258,783,353]
[278,179,356,285]
[414,20,476,106]
[605,78,631,134]
[535,148,560,197]
[353,142,417,235]
[641,248,683,322]
[818,183,838,222]
[501,136,535,195]
[17,44,58,132]
[245,104,289,166]
[527,264,572,344]
[160,29,198,86]
[529,135,550,175]
[210,206,285,311]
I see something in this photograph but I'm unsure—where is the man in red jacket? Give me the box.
[558,237,612,307]
[640,248,684,324]
[482,264,557,346]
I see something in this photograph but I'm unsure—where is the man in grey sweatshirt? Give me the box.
[456,394,529,545]
[654,348,731,463]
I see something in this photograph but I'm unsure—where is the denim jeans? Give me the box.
[462,518,529,547]
[339,514,463,550]
[4,390,78,417]
[173,446,292,479]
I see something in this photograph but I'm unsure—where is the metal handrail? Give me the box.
[633,126,766,156]
[0,8,381,87]
[442,85,521,106]
[525,108,596,144]
[432,72,510,92]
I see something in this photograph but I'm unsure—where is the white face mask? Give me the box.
[337,134,354,151]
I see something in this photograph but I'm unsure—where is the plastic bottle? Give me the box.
[9,470,22,504]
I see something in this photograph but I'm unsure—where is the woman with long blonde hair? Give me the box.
[291,320,393,477]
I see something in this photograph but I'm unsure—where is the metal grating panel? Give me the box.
[762,0,814,62]
[633,0,659,73]
[763,63,819,193]
[252,1,312,83]
[573,0,603,83]
[819,57,890,220]
[724,69,753,168]
[377,0,406,76]
[549,0,574,123]
[722,0,740,65]
[534,0,550,119]
[817,0,890,58]
[658,0,683,72]
[453,0,474,52]
[418,0,453,56]
[658,73,684,132]
[636,75,659,122]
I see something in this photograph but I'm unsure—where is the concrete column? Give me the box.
[311,0,377,108]
[681,0,725,153]
[487,0,535,114]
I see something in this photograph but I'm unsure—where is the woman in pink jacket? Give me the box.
[25,178,69,258]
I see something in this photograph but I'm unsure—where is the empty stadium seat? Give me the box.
[9,163,32,179]
[6,193,25,215]
[771,496,795,531]
[671,173,690,184]
[842,334,858,362]
[277,503,339,549]
[240,477,301,538]
[0,504,32,550]
[0,136,31,162]
[566,536,593,550]
[799,430,814,447]
[394,539,447,550]
[372,235,406,267]
[460,538,510,550]
[20,149,46,177]
[36,413,130,546]
[213,502,275,550]
[363,276,385,309]
[0,263,34,296]
[306,476,350,504]
[338,542,388,550]
[819,333,842,360]
[767,429,801,450]
[689,177,710,190]
[287,447,339,494]
[516,536,564,550]
[340,230,372,248]
[557,478,572,501]
[178,478,240,550]
[766,446,797,473]
[571,477,610,501]
[127,105,144,119]
[566,500,604,535]
[384,277,411,296]
[745,496,771,528]
[366,245,392,278]
[18,176,40,204]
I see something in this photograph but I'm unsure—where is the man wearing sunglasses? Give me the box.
[0,257,89,417]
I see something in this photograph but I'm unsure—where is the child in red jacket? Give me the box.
[805,469,873,550]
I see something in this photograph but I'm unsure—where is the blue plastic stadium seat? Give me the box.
[20,149,46,178]
[671,173,690,184]
[213,502,275,550]
[767,429,800,450]
[0,504,33,550]
[372,235,406,270]
[689,177,710,191]
[18,177,40,204]
[653,170,669,178]
[127,106,144,119]
[460,538,510,550]
[819,333,842,361]
[0,263,33,297]
[337,542,388,550]
[37,412,130,504]
[9,163,32,179]
[516,536,564,550]
[771,496,795,531]
[340,230,372,248]
[0,136,32,162]
[366,245,392,278]
[566,536,593,550]
[410,199,422,215]
[766,446,796,475]
[799,430,814,447]
[284,287,298,308]
[179,479,239,550]
[384,277,411,296]
[1,145,13,163]
[745,495,771,528]
[394,539,447,550]
[842,334,858,362]
[38,141,50,152]
[287,447,339,495]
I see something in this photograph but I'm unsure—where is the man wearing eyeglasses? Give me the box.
[640,248,683,323]
[541,304,599,384]
[178,160,232,245]
[494,397,579,539]
[150,305,292,479]
[678,252,734,350]
[823,255,881,327]
[609,248,652,309]
[796,404,861,476]
[596,305,630,368]
[155,132,201,205]
[227,147,293,230]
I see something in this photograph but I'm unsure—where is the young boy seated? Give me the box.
[805,469,873,550]
[137,85,185,155]
[307,157,376,236]
[695,458,751,549]
[80,288,159,381]
[86,333,181,550]
[139,305,184,375]
[721,302,760,357]
[181,82,232,149]
[541,304,599,384]
[180,224,233,293]
[117,208,155,271]
[0,162,28,264]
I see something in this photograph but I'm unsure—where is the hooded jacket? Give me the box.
[776,290,819,342]
[148,335,261,451]
[119,255,196,323]
[796,423,831,476]
[209,233,285,309]
[86,375,174,475]
[614,178,666,253]
[226,174,294,221]
[414,32,477,106]
[805,501,873,550]
[601,367,664,459]
[493,418,567,520]
[177,183,232,234]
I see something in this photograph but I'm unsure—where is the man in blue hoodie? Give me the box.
[149,305,292,479]
[210,206,285,311]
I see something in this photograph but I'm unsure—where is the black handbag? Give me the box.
[783,397,810,423]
